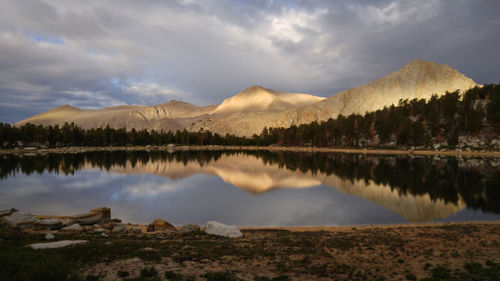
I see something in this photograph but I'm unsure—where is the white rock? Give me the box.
[62,223,83,231]
[28,240,88,249]
[3,212,36,228]
[45,233,55,240]
[203,221,243,238]
[36,219,63,229]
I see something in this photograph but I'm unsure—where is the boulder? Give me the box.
[35,219,63,230]
[179,223,200,234]
[45,233,55,240]
[28,240,88,249]
[147,218,176,232]
[0,208,17,218]
[164,228,178,236]
[146,224,154,232]
[2,212,37,229]
[62,224,83,232]
[112,224,128,234]
[71,207,111,225]
[129,227,142,235]
[203,221,243,238]
[90,207,111,223]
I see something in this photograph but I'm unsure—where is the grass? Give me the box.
[164,270,183,281]
[202,272,241,281]
[419,260,500,281]
[140,266,158,277]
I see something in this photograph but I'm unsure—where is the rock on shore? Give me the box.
[203,221,243,238]
[2,212,37,229]
[28,240,88,249]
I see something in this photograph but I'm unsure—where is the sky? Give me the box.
[0,0,499,123]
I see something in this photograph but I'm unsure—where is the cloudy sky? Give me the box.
[1,0,499,123]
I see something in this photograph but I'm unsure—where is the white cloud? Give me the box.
[0,0,498,123]
[123,83,188,102]
[351,0,441,27]
[268,7,328,43]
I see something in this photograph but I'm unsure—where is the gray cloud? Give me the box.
[0,0,499,122]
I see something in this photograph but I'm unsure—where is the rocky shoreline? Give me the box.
[0,207,243,245]
[1,144,500,157]
[1,207,499,280]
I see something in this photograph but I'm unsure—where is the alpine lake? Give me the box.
[1,150,499,226]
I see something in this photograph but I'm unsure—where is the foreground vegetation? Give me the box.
[1,85,499,149]
[0,223,499,280]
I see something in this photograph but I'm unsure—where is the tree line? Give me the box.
[1,84,499,149]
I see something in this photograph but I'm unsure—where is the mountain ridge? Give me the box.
[16,60,478,136]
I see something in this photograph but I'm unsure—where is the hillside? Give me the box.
[16,100,216,132]
[277,59,478,127]
[188,60,478,136]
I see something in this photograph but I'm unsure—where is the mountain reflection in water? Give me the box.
[0,150,499,224]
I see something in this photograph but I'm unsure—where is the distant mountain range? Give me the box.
[16,59,478,136]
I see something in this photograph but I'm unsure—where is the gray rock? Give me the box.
[70,207,111,225]
[179,223,200,234]
[164,228,178,236]
[36,219,63,230]
[203,221,243,238]
[129,227,142,234]
[28,240,88,249]
[0,208,17,218]
[45,233,55,240]
[112,224,128,234]
[62,223,83,232]
[3,212,36,228]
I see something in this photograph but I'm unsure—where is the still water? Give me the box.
[1,150,499,226]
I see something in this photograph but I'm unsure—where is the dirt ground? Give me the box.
[78,222,500,281]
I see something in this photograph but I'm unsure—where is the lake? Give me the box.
[1,150,499,226]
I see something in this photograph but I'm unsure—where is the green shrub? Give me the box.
[140,266,158,277]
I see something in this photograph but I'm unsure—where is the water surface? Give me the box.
[1,151,499,226]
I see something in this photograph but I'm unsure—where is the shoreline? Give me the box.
[1,144,500,157]
[2,218,498,280]
[2,207,499,280]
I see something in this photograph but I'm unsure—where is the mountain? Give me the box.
[16,60,478,136]
[16,100,216,132]
[188,86,325,136]
[278,59,478,126]
[212,86,325,116]
[188,60,478,136]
